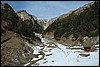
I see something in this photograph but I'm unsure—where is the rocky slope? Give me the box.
[1,31,34,66]
[1,3,43,66]
[37,17,58,30]
[16,10,43,33]
[1,3,43,39]
[37,19,48,30]
[1,3,21,33]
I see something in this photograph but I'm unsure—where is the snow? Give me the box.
[25,42,40,54]
[32,46,41,54]
[49,43,56,47]
[31,55,43,61]
[44,26,48,30]
[94,44,99,47]
[70,46,83,48]
[24,62,30,66]
[25,33,99,66]
[38,43,99,66]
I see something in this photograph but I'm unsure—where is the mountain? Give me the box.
[16,10,43,34]
[40,1,94,30]
[37,19,48,30]
[1,3,43,40]
[58,1,95,20]
[16,10,37,21]
[38,1,95,31]
[1,1,99,66]
[1,3,21,33]
[46,17,58,29]
[1,3,42,66]
[44,1,99,42]
[37,17,58,30]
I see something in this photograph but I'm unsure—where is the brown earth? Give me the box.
[44,34,99,47]
[1,31,35,66]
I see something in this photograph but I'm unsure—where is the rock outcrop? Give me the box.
[16,10,43,33]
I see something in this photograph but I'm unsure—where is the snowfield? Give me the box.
[37,44,99,66]
[24,33,99,66]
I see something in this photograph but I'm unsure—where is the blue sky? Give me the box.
[1,1,92,19]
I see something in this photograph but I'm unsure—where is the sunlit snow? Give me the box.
[24,33,99,66]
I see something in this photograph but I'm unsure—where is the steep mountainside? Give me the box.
[44,1,99,40]
[39,1,95,30]
[1,3,21,33]
[58,1,95,20]
[1,3,43,40]
[1,3,42,66]
[16,10,43,33]
[46,17,58,29]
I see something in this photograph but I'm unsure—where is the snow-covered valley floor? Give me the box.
[24,33,99,66]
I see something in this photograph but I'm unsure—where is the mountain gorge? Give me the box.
[37,17,58,30]
[37,19,48,30]
[1,1,99,66]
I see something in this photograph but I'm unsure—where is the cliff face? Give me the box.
[16,10,37,22]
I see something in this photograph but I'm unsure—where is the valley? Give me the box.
[1,1,99,66]
[24,33,99,66]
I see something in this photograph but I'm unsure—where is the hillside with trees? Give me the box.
[44,1,99,40]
